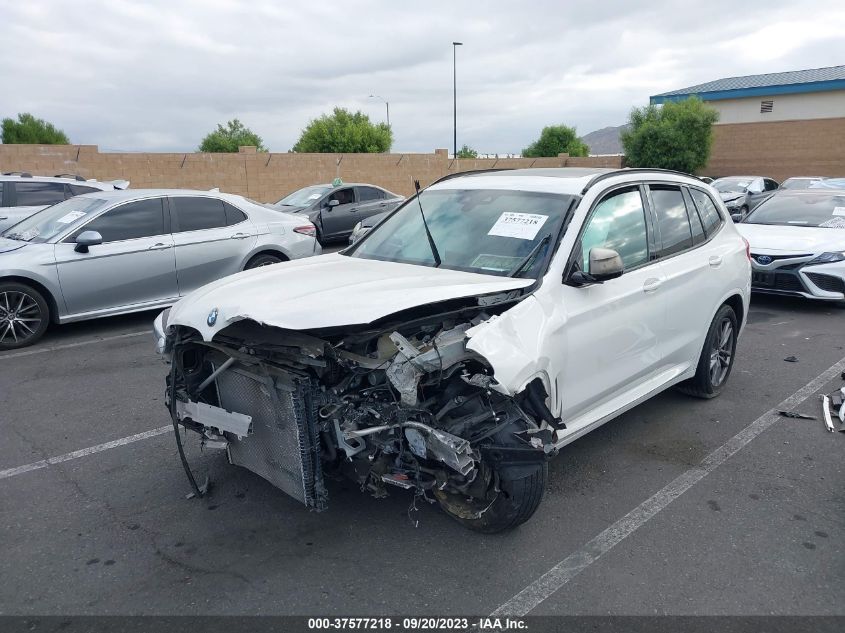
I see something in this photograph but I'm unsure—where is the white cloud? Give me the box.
[1,0,843,153]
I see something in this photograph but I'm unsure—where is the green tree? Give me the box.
[199,119,266,152]
[1,113,69,144]
[456,144,478,159]
[621,97,719,173]
[292,107,392,153]
[522,124,588,158]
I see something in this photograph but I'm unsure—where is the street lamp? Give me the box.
[452,41,463,158]
[368,94,390,128]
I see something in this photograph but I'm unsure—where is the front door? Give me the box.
[556,185,666,426]
[318,187,357,239]
[55,197,178,316]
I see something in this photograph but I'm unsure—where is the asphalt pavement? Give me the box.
[0,292,843,616]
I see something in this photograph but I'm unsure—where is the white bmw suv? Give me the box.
[155,167,751,532]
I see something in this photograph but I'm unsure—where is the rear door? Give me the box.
[55,197,178,315]
[318,187,357,239]
[170,196,257,295]
[653,184,729,370]
[355,186,394,221]
[557,184,667,423]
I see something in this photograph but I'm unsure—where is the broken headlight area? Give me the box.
[165,309,555,532]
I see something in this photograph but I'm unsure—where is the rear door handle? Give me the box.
[148,242,170,250]
[643,278,662,293]
[230,232,249,239]
[709,255,723,267]
[350,207,359,212]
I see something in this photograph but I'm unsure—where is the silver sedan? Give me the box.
[0,189,321,348]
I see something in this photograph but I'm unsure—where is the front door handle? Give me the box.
[709,255,723,268]
[230,232,249,239]
[643,278,662,293]
[349,207,359,212]
[148,242,170,250]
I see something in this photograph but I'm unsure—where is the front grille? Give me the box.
[751,253,812,262]
[216,364,326,510]
[806,272,845,294]
[752,270,806,292]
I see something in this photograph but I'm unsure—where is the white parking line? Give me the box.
[491,355,845,617]
[0,425,173,480]
[0,330,148,360]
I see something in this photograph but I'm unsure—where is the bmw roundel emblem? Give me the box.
[756,255,773,265]
[207,307,219,326]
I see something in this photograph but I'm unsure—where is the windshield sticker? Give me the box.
[487,212,548,240]
[833,207,845,216]
[470,254,522,272]
[55,210,88,224]
[818,217,845,229]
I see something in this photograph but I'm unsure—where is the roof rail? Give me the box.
[2,171,33,178]
[580,167,696,194]
[429,168,514,187]
[54,173,86,181]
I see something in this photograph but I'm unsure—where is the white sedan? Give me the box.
[736,189,845,302]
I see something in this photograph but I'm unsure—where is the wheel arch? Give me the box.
[0,275,60,323]
[242,248,290,270]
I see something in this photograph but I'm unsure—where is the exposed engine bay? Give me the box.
[165,300,559,532]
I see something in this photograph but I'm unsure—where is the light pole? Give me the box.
[368,94,390,129]
[452,42,462,158]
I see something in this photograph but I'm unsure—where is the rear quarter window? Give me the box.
[689,188,724,236]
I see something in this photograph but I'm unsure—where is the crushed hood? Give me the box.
[737,223,845,254]
[167,253,534,340]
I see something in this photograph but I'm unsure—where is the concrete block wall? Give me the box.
[0,145,624,202]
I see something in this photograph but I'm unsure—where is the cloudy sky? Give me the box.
[2,0,844,154]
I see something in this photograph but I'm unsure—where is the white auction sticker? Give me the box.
[487,212,548,240]
[832,206,845,216]
[55,210,87,224]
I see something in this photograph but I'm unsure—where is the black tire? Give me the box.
[245,253,283,269]
[0,282,50,350]
[435,420,547,533]
[676,304,738,399]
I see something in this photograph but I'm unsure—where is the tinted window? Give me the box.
[580,188,649,272]
[358,187,383,202]
[764,179,778,191]
[650,186,692,257]
[689,189,723,236]
[0,182,4,202]
[223,201,247,225]
[172,197,227,231]
[69,184,100,196]
[328,188,355,205]
[14,182,66,206]
[76,198,165,242]
[683,189,706,245]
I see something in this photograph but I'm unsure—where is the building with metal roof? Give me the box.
[649,65,845,181]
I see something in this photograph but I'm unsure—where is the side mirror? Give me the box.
[748,186,762,195]
[568,247,624,285]
[74,230,103,253]
[326,199,340,210]
[731,213,743,223]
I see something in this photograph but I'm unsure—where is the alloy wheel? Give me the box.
[709,318,733,387]
[0,291,43,346]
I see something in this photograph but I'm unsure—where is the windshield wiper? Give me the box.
[509,233,551,278]
[413,179,441,267]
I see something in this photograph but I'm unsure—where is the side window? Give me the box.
[580,187,649,272]
[14,182,66,206]
[650,185,693,257]
[172,197,227,232]
[328,188,355,205]
[75,198,165,242]
[689,188,724,236]
[358,187,383,202]
[682,188,706,245]
[0,182,4,204]
[223,201,247,226]
[764,179,778,191]
[68,184,100,196]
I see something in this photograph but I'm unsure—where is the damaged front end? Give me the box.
[162,302,557,532]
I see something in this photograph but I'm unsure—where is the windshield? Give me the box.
[2,197,109,242]
[744,192,845,228]
[347,188,575,277]
[781,178,822,190]
[713,178,751,193]
[275,185,331,207]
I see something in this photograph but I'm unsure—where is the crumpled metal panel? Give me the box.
[216,364,326,510]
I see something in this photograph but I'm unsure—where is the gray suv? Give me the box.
[0,173,129,232]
